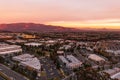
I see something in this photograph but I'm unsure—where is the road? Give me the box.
[73,45,86,62]
[0,64,28,80]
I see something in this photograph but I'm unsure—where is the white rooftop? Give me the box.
[59,55,82,69]
[20,57,41,71]
[111,72,120,80]
[88,54,105,62]
[25,42,42,46]
[13,54,34,62]
[57,51,64,54]
[59,56,69,64]
[66,55,80,63]
[46,40,56,43]
[0,45,22,55]
[0,45,21,50]
[13,54,41,71]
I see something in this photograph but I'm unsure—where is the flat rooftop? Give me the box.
[111,72,120,80]
[25,42,42,46]
[59,55,82,68]
[13,54,41,71]
[13,54,34,62]
[0,44,22,55]
[88,54,105,62]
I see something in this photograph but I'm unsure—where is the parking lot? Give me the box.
[40,57,61,79]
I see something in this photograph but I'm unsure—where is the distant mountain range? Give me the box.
[0,23,119,32]
[0,23,81,32]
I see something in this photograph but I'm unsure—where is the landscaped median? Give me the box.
[0,71,11,80]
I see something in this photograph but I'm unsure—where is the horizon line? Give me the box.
[0,22,120,31]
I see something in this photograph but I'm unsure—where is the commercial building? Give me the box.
[59,45,72,50]
[0,35,13,40]
[6,39,27,44]
[20,34,36,39]
[106,50,120,56]
[59,55,82,69]
[0,44,22,56]
[104,68,120,76]
[12,54,34,62]
[46,40,56,44]
[88,54,105,63]
[103,68,120,80]
[111,72,120,80]
[57,51,64,55]
[103,40,120,56]
[13,54,41,72]
[24,42,42,47]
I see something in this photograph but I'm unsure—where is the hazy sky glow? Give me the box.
[0,0,120,29]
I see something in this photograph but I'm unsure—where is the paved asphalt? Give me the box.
[0,76,5,80]
[0,64,28,80]
[40,57,60,79]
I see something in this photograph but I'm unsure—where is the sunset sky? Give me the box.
[0,0,120,29]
